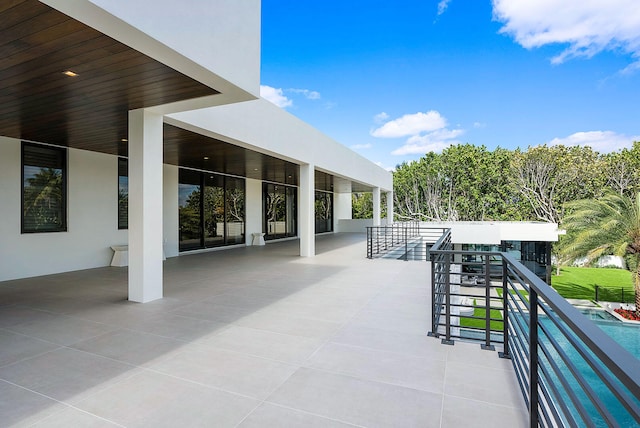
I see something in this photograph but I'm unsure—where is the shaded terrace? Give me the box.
[0,233,525,427]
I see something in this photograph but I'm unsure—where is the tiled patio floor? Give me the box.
[0,233,527,427]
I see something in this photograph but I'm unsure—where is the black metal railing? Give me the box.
[429,229,640,427]
[366,222,447,261]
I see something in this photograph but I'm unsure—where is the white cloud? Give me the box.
[392,129,464,155]
[375,161,396,172]
[374,112,390,124]
[371,110,463,155]
[473,121,487,128]
[548,130,639,153]
[492,0,640,66]
[260,85,292,108]
[351,143,372,150]
[437,0,451,16]
[371,111,447,138]
[289,88,321,100]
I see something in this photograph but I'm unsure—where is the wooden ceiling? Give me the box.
[163,124,299,186]
[0,1,361,189]
[0,0,217,155]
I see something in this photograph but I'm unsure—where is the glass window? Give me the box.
[263,183,297,240]
[22,143,67,233]
[118,158,128,229]
[203,174,225,247]
[225,177,245,245]
[315,191,333,233]
[179,169,202,251]
[179,169,246,251]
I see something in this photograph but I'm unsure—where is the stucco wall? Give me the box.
[167,99,393,192]
[0,137,128,281]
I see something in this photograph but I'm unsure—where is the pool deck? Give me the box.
[0,233,527,427]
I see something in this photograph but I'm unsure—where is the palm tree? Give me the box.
[560,192,640,316]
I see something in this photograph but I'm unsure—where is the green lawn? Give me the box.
[460,299,504,331]
[551,267,634,303]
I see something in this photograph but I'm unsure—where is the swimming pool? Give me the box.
[578,308,640,357]
[537,311,640,426]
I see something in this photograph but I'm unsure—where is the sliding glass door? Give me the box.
[263,183,297,240]
[179,169,245,252]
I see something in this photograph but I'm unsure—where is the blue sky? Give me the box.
[260,0,640,170]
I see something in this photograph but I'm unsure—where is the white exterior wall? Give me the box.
[0,137,127,281]
[245,178,263,245]
[167,99,393,193]
[84,0,261,95]
[421,221,561,245]
[163,164,179,258]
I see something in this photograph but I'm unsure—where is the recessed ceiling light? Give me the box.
[253,168,259,171]
[121,138,128,142]
[203,156,209,160]
[63,70,78,77]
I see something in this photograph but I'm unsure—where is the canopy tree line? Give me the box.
[389,142,640,224]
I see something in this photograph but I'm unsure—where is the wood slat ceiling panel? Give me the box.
[163,124,299,186]
[1,1,310,188]
[0,0,218,155]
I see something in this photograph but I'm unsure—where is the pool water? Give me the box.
[578,308,640,357]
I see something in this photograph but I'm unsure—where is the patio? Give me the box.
[0,233,526,427]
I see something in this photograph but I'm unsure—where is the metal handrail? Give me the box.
[366,222,447,261]
[429,229,640,427]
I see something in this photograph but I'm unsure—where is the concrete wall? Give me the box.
[163,164,179,257]
[245,178,262,245]
[0,137,128,281]
[421,221,561,245]
[83,0,261,95]
[167,99,393,192]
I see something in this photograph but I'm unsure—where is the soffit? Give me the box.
[163,124,299,185]
[0,0,218,155]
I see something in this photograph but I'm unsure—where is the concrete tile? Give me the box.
[444,360,526,409]
[75,370,259,428]
[0,347,139,404]
[0,306,59,328]
[306,342,446,393]
[6,312,117,346]
[233,311,342,339]
[70,329,185,367]
[149,345,297,399]
[125,313,229,341]
[238,403,357,428]
[199,325,324,364]
[267,367,442,428]
[0,329,60,367]
[0,380,68,427]
[441,395,528,428]
[331,324,448,360]
[349,309,430,335]
[172,301,255,323]
[30,407,121,427]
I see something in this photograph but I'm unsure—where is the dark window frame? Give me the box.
[21,142,67,234]
[118,158,128,230]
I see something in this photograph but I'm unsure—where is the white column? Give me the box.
[333,192,352,232]
[128,109,163,303]
[244,178,263,245]
[299,163,315,257]
[372,187,381,226]
[386,190,394,225]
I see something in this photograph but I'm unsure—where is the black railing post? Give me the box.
[595,285,599,301]
[444,253,452,343]
[431,254,437,335]
[483,255,494,350]
[404,227,408,261]
[500,257,510,359]
[529,288,539,428]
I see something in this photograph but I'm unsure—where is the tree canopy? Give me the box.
[389,142,640,223]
